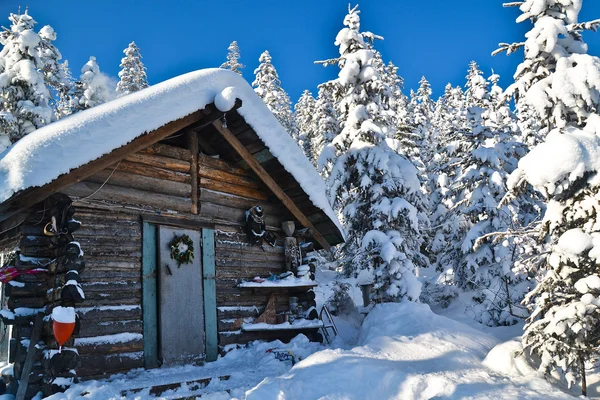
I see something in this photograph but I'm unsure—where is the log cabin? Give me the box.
[0,69,343,397]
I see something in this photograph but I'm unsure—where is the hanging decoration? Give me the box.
[246,206,266,243]
[169,234,194,267]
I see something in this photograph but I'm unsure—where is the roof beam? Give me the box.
[0,110,206,222]
[211,120,332,251]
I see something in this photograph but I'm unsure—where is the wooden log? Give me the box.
[114,160,191,184]
[200,178,268,201]
[215,240,285,255]
[76,306,141,322]
[198,154,248,177]
[64,182,191,213]
[125,153,190,173]
[198,165,260,189]
[140,143,190,161]
[215,258,286,269]
[82,281,141,292]
[6,282,49,297]
[187,131,200,214]
[216,248,284,262]
[200,189,284,216]
[78,352,144,377]
[87,170,191,198]
[77,319,143,338]
[202,202,281,228]
[75,336,143,355]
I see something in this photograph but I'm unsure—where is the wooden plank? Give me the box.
[202,228,218,362]
[212,121,332,250]
[142,222,158,369]
[0,110,205,223]
[16,312,43,400]
[187,131,200,215]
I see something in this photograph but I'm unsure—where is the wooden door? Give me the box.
[157,226,205,365]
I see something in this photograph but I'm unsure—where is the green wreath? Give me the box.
[169,234,194,267]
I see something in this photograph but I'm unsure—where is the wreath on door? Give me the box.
[169,234,194,267]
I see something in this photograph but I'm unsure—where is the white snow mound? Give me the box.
[0,68,342,235]
[245,302,574,399]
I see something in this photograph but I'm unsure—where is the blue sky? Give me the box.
[2,1,600,102]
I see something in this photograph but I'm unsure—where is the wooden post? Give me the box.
[142,222,159,369]
[202,228,218,362]
[16,312,43,400]
[211,120,331,251]
[187,131,200,215]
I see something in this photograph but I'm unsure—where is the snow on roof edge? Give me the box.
[0,68,343,240]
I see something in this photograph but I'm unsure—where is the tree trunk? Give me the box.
[580,353,587,397]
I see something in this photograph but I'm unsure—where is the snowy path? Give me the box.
[244,302,576,400]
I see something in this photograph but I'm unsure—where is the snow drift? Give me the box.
[245,302,574,399]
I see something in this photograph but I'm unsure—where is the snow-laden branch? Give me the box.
[568,19,600,33]
[492,42,525,57]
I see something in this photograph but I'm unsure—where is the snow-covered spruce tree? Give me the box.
[294,90,317,163]
[220,40,244,75]
[318,5,426,302]
[425,84,469,276]
[496,0,598,146]
[116,41,148,97]
[55,61,76,118]
[73,56,112,111]
[503,0,600,394]
[0,9,53,147]
[37,24,73,119]
[314,83,340,176]
[252,50,297,139]
[409,76,436,166]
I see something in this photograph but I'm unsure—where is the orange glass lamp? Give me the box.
[52,306,76,352]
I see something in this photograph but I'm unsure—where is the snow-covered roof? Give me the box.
[0,68,342,236]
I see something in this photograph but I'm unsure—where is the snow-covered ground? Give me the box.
[37,299,591,400]
[245,302,576,400]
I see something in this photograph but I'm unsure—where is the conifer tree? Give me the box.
[313,83,340,175]
[73,56,112,111]
[220,41,244,75]
[294,90,317,163]
[0,9,53,147]
[55,61,76,118]
[252,50,297,139]
[37,24,72,117]
[318,5,426,302]
[410,76,436,165]
[116,41,148,97]
[501,0,600,394]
